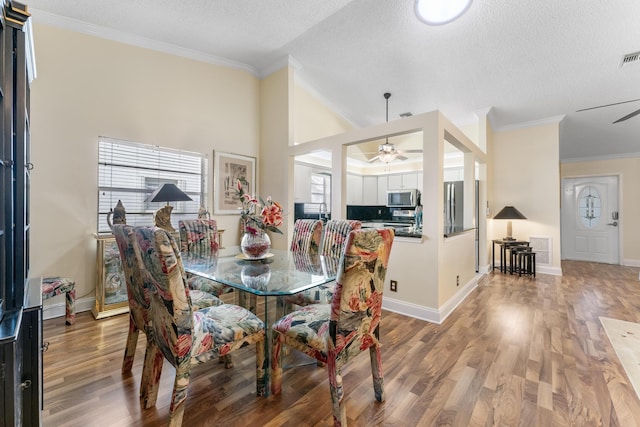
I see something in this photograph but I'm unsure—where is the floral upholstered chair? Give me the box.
[319,219,362,258]
[41,276,76,325]
[133,226,265,427]
[271,228,394,426]
[284,220,361,309]
[113,225,224,376]
[289,219,323,256]
[178,219,232,298]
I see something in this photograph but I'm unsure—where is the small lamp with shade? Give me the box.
[493,205,527,241]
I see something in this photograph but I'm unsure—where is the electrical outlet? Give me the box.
[456,275,460,286]
[390,280,398,292]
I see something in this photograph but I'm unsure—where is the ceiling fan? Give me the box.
[576,98,640,124]
[367,93,422,164]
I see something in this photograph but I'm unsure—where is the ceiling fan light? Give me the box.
[415,0,472,26]
[379,152,396,164]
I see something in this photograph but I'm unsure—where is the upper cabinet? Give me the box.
[346,174,363,205]
[362,176,378,205]
[294,164,313,203]
[388,173,418,190]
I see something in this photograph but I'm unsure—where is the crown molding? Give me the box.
[561,151,640,163]
[30,8,259,76]
[258,55,302,79]
[493,114,566,132]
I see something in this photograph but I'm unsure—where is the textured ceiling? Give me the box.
[27,0,640,161]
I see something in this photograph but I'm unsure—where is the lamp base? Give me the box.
[502,237,516,241]
[154,205,176,232]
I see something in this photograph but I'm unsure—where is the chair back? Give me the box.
[319,219,361,258]
[134,226,194,368]
[112,224,151,335]
[330,228,394,359]
[290,219,323,256]
[178,219,219,255]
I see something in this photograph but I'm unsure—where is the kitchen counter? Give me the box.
[393,226,423,238]
[360,221,422,239]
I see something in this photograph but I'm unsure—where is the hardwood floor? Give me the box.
[42,261,640,426]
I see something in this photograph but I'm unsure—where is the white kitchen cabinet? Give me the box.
[444,167,463,182]
[377,176,388,205]
[402,173,418,189]
[294,164,313,203]
[387,174,402,190]
[362,176,378,205]
[346,174,363,205]
[388,173,418,190]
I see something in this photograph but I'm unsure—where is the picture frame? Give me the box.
[213,151,256,214]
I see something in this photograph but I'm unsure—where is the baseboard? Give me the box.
[42,296,95,321]
[624,259,640,267]
[382,273,481,324]
[537,265,563,276]
[496,263,562,276]
[478,263,490,274]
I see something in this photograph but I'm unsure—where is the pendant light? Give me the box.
[378,93,396,164]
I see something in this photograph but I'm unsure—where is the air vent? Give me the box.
[620,51,640,67]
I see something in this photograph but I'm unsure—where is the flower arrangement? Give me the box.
[236,178,283,235]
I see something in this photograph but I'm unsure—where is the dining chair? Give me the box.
[283,220,361,310]
[178,219,232,298]
[132,226,266,426]
[113,224,226,376]
[271,228,395,426]
[289,219,323,256]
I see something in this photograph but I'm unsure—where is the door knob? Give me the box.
[607,221,618,226]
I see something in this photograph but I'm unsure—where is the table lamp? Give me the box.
[493,205,527,241]
[145,183,192,232]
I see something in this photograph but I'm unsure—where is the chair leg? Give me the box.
[271,331,284,396]
[168,361,191,427]
[255,339,266,396]
[140,340,163,409]
[65,289,76,325]
[121,318,139,373]
[369,344,385,402]
[327,355,346,427]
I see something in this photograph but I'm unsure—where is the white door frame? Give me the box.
[560,173,623,264]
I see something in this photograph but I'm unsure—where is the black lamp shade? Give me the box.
[144,183,192,203]
[493,206,527,220]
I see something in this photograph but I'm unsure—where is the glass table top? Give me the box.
[181,246,340,296]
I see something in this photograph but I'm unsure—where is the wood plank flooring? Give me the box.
[42,261,640,426]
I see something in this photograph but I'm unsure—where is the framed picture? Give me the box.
[213,151,256,214]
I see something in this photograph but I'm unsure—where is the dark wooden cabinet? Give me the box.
[0,2,40,426]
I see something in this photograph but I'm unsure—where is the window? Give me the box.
[310,173,331,211]
[98,137,207,233]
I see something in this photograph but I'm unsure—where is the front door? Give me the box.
[561,176,619,263]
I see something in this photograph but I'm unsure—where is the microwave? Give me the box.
[387,189,420,208]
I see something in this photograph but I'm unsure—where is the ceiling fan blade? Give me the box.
[613,107,640,124]
[368,155,380,163]
[395,154,408,161]
[576,98,640,113]
[402,149,423,153]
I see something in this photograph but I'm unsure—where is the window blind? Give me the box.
[98,137,207,233]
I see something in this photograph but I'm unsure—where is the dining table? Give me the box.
[181,245,340,396]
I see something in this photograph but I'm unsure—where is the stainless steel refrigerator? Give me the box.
[444,181,464,233]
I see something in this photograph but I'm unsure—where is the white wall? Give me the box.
[490,123,562,274]
[30,24,261,307]
[293,82,352,144]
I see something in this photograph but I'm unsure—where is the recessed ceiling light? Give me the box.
[415,0,472,26]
